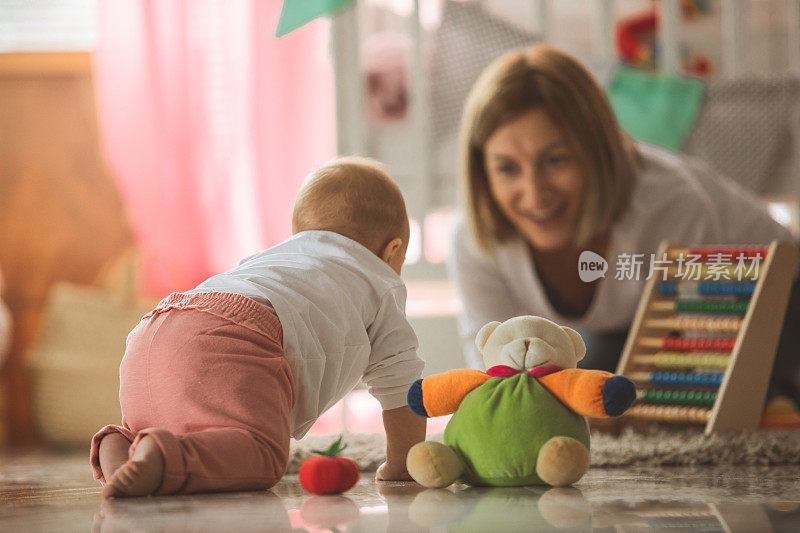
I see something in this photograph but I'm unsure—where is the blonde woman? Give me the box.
[449,45,800,408]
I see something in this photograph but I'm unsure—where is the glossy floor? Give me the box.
[2,452,800,532]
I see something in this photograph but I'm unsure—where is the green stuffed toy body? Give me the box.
[406,316,636,488]
[444,373,590,486]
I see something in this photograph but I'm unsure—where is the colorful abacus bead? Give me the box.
[640,388,717,406]
[651,352,731,369]
[657,281,756,297]
[649,371,723,387]
[674,300,749,314]
[645,317,742,332]
[686,246,768,261]
[698,281,756,296]
[667,246,769,261]
[626,404,711,423]
[661,337,737,352]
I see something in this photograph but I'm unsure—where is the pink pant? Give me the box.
[90,292,295,495]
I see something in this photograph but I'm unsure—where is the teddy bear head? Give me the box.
[475,316,586,376]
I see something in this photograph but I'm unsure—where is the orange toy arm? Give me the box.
[407,369,491,418]
[538,369,637,418]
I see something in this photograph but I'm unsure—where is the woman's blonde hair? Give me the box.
[460,44,639,252]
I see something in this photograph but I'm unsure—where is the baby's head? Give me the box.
[292,156,410,274]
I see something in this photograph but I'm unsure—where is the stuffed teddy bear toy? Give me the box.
[406,316,636,488]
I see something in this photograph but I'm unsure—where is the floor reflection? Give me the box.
[3,453,800,532]
[406,486,593,531]
[93,492,293,532]
[293,495,361,532]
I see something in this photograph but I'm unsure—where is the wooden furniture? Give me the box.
[0,52,133,447]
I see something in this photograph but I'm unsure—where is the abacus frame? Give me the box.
[616,240,799,434]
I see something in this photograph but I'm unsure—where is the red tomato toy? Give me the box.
[298,436,360,495]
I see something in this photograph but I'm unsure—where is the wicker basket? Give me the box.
[26,252,155,447]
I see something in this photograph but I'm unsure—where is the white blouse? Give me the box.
[449,144,794,368]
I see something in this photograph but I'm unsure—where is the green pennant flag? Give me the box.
[276,0,355,37]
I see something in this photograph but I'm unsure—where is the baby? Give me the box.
[91,156,427,497]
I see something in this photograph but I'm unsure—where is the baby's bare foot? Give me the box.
[98,432,132,483]
[102,435,164,499]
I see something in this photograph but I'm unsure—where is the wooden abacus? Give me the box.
[616,240,799,434]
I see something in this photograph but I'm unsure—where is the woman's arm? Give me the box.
[683,154,794,244]
[447,220,521,369]
[635,145,792,248]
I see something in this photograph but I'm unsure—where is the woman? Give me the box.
[448,44,800,406]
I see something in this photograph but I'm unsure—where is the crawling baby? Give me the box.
[91,156,427,497]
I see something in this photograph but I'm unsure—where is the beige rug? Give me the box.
[287,428,800,474]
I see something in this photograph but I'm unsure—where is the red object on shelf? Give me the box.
[616,9,657,65]
[615,3,714,76]
[298,436,360,495]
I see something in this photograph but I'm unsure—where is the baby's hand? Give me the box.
[375,461,414,482]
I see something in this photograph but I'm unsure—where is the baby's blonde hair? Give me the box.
[292,156,409,255]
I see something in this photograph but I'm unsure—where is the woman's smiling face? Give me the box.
[483,108,585,251]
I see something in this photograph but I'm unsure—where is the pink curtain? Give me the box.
[93,0,335,297]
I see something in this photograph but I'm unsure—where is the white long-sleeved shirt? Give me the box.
[449,144,795,368]
[188,231,424,438]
